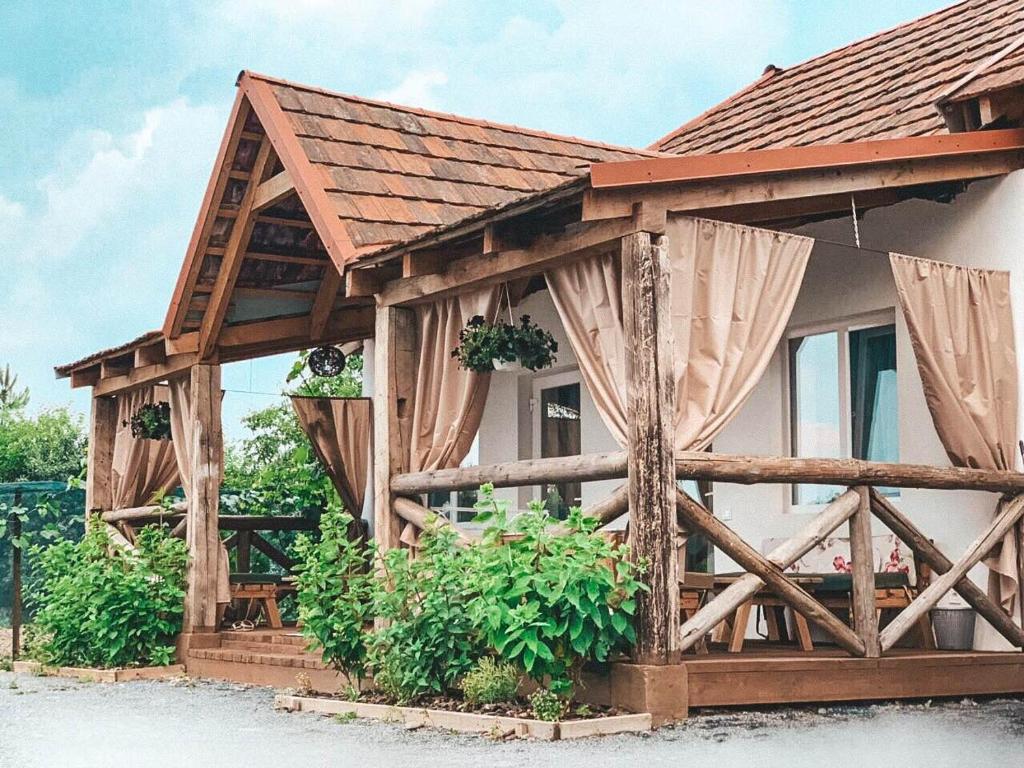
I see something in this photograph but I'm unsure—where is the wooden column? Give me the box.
[373,306,417,553]
[621,231,678,664]
[849,486,880,656]
[184,364,223,632]
[84,394,117,523]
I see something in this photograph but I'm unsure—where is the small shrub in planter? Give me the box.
[30,521,187,668]
[459,657,520,706]
[368,521,483,705]
[529,688,567,722]
[468,484,646,694]
[293,507,375,686]
[128,402,172,440]
[451,315,557,373]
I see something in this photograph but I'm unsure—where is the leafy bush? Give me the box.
[469,485,645,693]
[293,508,374,684]
[368,522,482,704]
[459,657,520,705]
[128,402,171,440]
[529,688,566,722]
[30,522,187,668]
[451,315,558,372]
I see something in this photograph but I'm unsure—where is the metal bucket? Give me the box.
[931,608,976,650]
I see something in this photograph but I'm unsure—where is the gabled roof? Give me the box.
[653,0,1024,155]
[162,70,649,350]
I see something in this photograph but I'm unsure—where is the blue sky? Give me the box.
[0,0,944,440]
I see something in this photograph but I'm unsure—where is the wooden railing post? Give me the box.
[622,230,678,664]
[373,305,416,553]
[850,486,880,656]
[184,363,223,632]
[85,393,117,525]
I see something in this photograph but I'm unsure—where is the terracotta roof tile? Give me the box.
[654,0,1024,155]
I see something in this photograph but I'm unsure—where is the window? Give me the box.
[788,318,897,506]
[539,382,582,519]
[427,434,480,523]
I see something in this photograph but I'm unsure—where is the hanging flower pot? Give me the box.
[128,402,172,440]
[452,314,557,373]
[308,345,347,377]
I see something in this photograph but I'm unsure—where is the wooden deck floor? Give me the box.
[680,644,1024,708]
[184,631,1024,714]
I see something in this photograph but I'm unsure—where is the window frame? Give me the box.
[783,309,897,513]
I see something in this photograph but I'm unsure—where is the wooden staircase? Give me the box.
[185,630,347,691]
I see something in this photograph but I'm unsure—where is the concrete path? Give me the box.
[1,671,1021,768]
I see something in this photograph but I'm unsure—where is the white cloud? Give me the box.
[375,69,449,109]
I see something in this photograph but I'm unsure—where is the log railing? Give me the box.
[388,450,1024,657]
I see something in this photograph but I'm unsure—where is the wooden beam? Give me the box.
[380,216,639,307]
[216,306,373,362]
[199,139,274,360]
[164,91,251,338]
[622,230,678,664]
[849,486,880,657]
[252,169,294,211]
[92,353,198,398]
[675,451,1024,494]
[869,490,1024,648]
[134,342,166,368]
[70,366,101,388]
[879,495,1024,651]
[346,267,384,298]
[100,358,131,379]
[244,251,330,267]
[166,334,199,356]
[675,489,867,656]
[184,364,223,632]
[251,532,295,570]
[374,306,417,554]
[85,395,117,520]
[679,490,859,652]
[393,497,474,545]
[391,452,629,495]
[309,267,343,340]
[583,150,1024,222]
[402,250,445,279]
[241,73,358,274]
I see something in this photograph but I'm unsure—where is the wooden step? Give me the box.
[220,631,307,647]
[218,639,313,654]
[189,648,323,669]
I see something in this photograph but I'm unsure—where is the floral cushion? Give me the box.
[762,532,915,584]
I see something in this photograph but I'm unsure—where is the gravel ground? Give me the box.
[0,671,1022,768]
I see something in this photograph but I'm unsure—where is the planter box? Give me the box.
[274,693,652,741]
[11,661,185,682]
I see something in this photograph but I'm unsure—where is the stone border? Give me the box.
[275,693,651,740]
[12,661,185,682]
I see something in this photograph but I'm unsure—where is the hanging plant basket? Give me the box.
[308,345,347,377]
[128,402,171,441]
[452,314,557,374]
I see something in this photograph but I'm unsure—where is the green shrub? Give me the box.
[293,508,374,684]
[29,521,187,668]
[468,484,646,694]
[529,688,566,722]
[459,657,520,705]
[368,521,482,704]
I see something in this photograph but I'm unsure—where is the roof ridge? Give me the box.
[240,70,661,159]
[652,0,995,152]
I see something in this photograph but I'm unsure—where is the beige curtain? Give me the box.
[669,216,814,450]
[168,375,230,605]
[111,385,180,509]
[290,396,372,515]
[546,251,628,446]
[890,253,1021,645]
[410,286,501,472]
[545,216,813,452]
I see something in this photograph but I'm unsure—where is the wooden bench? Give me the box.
[229,573,294,629]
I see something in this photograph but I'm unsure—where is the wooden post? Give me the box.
[373,306,416,553]
[849,486,880,656]
[621,231,678,664]
[184,364,223,632]
[236,530,252,574]
[85,394,117,523]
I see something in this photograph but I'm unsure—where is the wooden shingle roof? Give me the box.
[653,0,1024,155]
[256,72,650,250]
